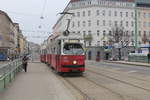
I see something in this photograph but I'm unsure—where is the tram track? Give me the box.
[87,62,150,83]
[56,73,127,100]
[49,64,150,100]
[55,74,92,100]
[86,67,150,93]
[61,77,93,100]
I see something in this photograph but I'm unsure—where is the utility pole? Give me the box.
[135,3,138,49]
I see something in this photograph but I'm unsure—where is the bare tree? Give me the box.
[108,26,130,47]
[108,26,131,60]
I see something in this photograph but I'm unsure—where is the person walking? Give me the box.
[148,52,150,63]
[22,56,28,72]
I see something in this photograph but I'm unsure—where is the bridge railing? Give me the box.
[0,59,22,91]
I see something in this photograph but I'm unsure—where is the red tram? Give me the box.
[40,33,85,73]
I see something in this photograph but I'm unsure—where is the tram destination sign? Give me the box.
[68,39,79,43]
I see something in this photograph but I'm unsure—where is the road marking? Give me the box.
[126,70,137,73]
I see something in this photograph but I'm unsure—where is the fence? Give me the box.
[0,59,22,91]
[128,53,148,63]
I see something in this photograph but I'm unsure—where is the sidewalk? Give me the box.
[107,60,150,67]
[0,62,76,100]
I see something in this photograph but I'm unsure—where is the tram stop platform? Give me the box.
[0,62,76,100]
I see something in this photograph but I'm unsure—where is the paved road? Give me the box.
[0,63,76,100]
[87,61,150,75]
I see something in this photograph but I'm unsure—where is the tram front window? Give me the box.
[63,43,84,55]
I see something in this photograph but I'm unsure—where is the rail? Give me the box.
[0,59,22,91]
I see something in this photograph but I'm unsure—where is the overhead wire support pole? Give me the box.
[58,12,74,36]
[135,3,138,49]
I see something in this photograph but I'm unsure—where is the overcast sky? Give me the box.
[0,0,69,44]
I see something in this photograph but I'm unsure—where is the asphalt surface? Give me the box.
[0,63,76,100]
[87,61,150,75]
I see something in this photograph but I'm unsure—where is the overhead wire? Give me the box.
[38,0,48,29]
[6,10,40,16]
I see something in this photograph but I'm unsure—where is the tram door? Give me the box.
[88,51,92,60]
[56,41,61,69]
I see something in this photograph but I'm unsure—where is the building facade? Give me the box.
[52,0,150,61]
[0,10,27,59]
[137,3,150,46]
[53,0,138,60]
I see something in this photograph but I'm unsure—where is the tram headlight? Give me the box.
[73,60,77,64]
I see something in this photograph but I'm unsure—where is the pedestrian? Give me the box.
[148,52,150,63]
[22,55,28,72]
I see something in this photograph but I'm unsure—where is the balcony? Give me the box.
[84,34,93,41]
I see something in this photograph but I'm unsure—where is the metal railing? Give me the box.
[0,59,22,91]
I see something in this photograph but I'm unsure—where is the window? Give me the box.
[144,13,146,18]
[96,10,100,16]
[88,20,91,26]
[114,11,117,16]
[144,22,147,27]
[108,11,111,16]
[97,41,100,46]
[120,21,123,26]
[103,20,105,26]
[109,20,112,26]
[83,21,86,27]
[73,13,75,17]
[102,10,105,16]
[97,30,100,36]
[131,40,134,45]
[139,21,141,27]
[88,30,91,34]
[83,11,85,17]
[126,12,128,17]
[126,31,129,36]
[149,22,150,27]
[72,21,75,27]
[89,41,91,46]
[120,12,123,17]
[103,41,106,46]
[109,31,112,36]
[88,10,91,16]
[103,30,106,36]
[131,31,134,36]
[144,31,147,35]
[138,12,141,18]
[115,21,118,26]
[126,21,128,27]
[77,12,80,17]
[131,12,134,18]
[131,21,134,27]
[78,21,80,27]
[97,20,100,26]
[88,1,91,5]
[139,31,141,36]
[83,31,86,36]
